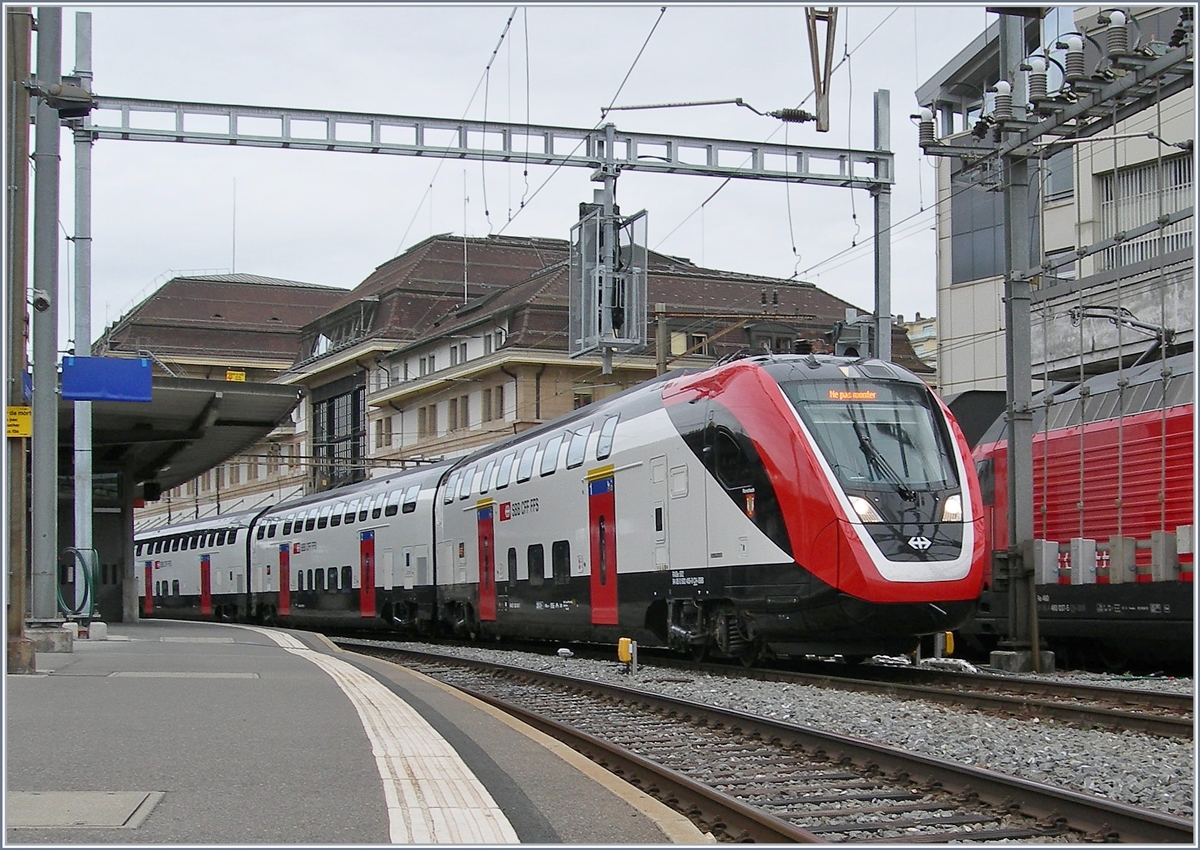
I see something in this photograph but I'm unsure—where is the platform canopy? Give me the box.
[57,376,300,493]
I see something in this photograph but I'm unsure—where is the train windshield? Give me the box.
[780,380,959,492]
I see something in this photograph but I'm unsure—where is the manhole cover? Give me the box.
[6,791,163,828]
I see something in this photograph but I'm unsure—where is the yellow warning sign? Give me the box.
[7,406,32,438]
[225,369,246,382]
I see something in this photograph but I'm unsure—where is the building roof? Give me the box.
[95,274,349,367]
[343,233,930,372]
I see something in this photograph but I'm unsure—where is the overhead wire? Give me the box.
[393,7,519,255]
[496,5,668,236]
[653,8,898,259]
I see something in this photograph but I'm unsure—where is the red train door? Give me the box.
[199,554,212,616]
[278,544,291,617]
[143,562,154,616]
[360,530,376,617]
[588,468,619,625]
[477,502,496,621]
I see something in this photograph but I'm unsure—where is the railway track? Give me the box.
[677,656,1195,740]
[341,642,1195,844]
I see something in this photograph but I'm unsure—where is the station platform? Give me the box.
[5,619,708,844]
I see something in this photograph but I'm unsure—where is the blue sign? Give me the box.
[61,357,152,402]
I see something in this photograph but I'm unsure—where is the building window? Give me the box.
[459,396,469,430]
[312,377,366,489]
[1099,154,1193,270]
[484,334,493,355]
[448,398,458,431]
[950,166,1006,284]
[573,391,592,409]
[229,461,241,485]
[1041,148,1073,199]
[418,405,437,439]
[482,388,493,422]
[375,416,393,449]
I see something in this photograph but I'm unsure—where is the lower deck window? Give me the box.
[552,540,571,585]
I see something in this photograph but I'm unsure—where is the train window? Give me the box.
[216,530,227,547]
[298,570,305,591]
[343,501,358,524]
[318,505,331,528]
[282,515,294,536]
[150,539,159,554]
[341,565,352,590]
[711,428,754,490]
[308,569,316,590]
[516,445,537,483]
[359,500,370,522]
[495,452,516,489]
[507,547,517,582]
[552,540,571,585]
[596,414,619,460]
[479,460,496,493]
[401,484,420,513]
[171,537,181,552]
[267,522,277,539]
[327,567,338,589]
[566,425,593,469]
[371,493,386,519]
[228,529,239,545]
[314,569,325,591]
[540,435,564,476]
[172,580,180,596]
[443,473,459,504]
[458,467,476,500]
[256,526,266,540]
[135,543,143,556]
[655,506,664,533]
[384,489,402,517]
[330,502,344,527]
[189,534,199,550]
[527,544,544,586]
[304,509,317,532]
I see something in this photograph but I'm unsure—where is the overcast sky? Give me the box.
[42,3,1000,349]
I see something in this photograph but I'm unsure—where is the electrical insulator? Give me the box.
[1106,10,1129,55]
[768,108,816,124]
[992,80,1013,121]
[1026,57,1048,103]
[1064,35,1086,80]
[917,107,935,146]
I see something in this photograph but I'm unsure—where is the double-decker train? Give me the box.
[964,351,1194,669]
[136,354,986,663]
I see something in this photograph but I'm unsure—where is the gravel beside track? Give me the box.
[366,640,1195,820]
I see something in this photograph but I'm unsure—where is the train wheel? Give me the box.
[738,639,762,668]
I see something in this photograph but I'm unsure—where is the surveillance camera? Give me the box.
[31,290,50,313]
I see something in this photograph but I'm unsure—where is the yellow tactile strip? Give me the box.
[237,626,519,844]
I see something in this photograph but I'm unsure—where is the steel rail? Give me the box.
[346,644,1195,844]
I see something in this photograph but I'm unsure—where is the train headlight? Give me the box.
[849,496,883,523]
[941,494,963,522]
